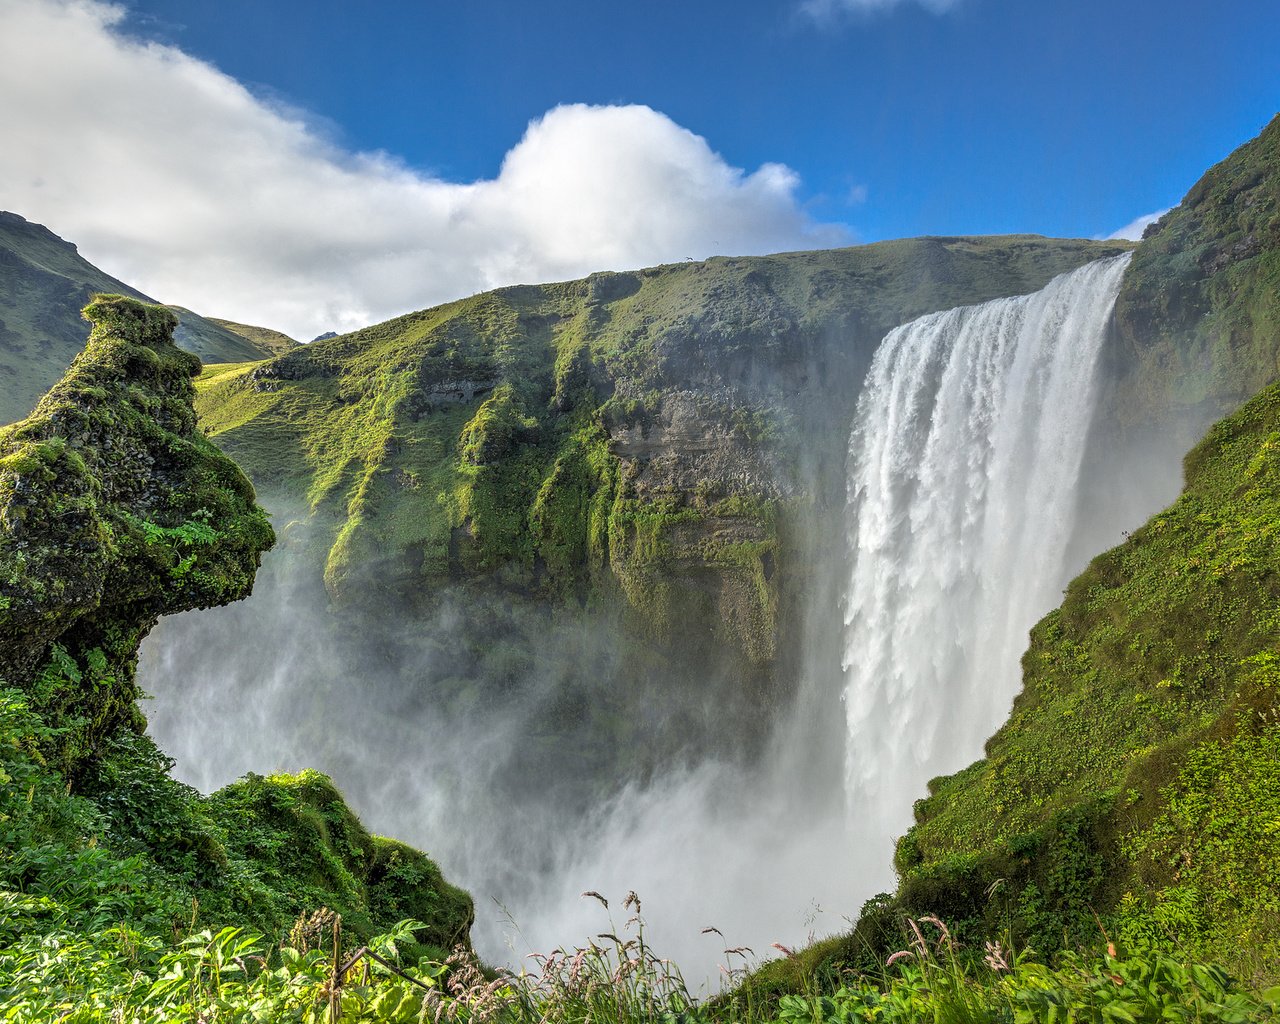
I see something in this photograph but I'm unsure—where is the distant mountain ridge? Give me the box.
[206,316,300,357]
[0,211,290,425]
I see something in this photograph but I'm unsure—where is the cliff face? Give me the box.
[1105,114,1280,450]
[0,296,472,955]
[194,237,1127,743]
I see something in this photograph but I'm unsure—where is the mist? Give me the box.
[139,494,887,984]
[138,258,1190,986]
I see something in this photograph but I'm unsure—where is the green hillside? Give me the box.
[207,315,301,356]
[885,377,1280,980]
[0,212,286,425]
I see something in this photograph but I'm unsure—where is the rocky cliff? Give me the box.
[191,237,1129,784]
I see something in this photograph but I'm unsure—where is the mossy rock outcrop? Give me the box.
[1107,113,1280,447]
[210,769,474,954]
[0,295,274,773]
[0,296,473,956]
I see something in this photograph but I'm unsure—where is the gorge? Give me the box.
[2,110,1279,1015]
[135,251,1163,979]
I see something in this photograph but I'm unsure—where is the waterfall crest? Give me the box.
[841,253,1131,828]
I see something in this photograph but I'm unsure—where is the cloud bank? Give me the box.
[0,0,850,339]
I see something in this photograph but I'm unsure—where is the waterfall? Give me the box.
[841,253,1131,829]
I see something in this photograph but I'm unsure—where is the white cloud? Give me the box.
[1106,208,1172,241]
[801,0,961,22]
[0,0,851,340]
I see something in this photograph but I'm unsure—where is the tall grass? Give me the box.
[3,892,1279,1022]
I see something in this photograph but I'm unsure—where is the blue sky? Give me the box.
[121,0,1280,240]
[1,0,1276,337]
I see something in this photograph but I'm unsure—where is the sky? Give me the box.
[0,0,1277,339]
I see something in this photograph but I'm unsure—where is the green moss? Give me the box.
[0,295,273,774]
[205,770,473,954]
[367,836,475,956]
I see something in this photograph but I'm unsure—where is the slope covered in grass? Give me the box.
[207,315,301,356]
[902,374,1280,971]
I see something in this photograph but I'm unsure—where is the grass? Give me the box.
[4,883,1277,1022]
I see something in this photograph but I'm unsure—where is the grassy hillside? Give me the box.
[165,306,293,363]
[0,212,286,425]
[208,315,301,356]
[895,378,1280,979]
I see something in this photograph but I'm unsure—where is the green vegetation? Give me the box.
[4,870,1275,1022]
[0,296,473,1018]
[207,315,301,356]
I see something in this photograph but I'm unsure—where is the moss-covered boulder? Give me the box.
[0,294,274,773]
[210,769,474,955]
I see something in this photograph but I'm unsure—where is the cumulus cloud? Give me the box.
[801,0,961,22]
[0,0,851,339]
[1105,208,1173,241]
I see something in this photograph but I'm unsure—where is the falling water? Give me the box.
[841,253,1131,828]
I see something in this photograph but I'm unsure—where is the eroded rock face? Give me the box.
[0,294,274,773]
